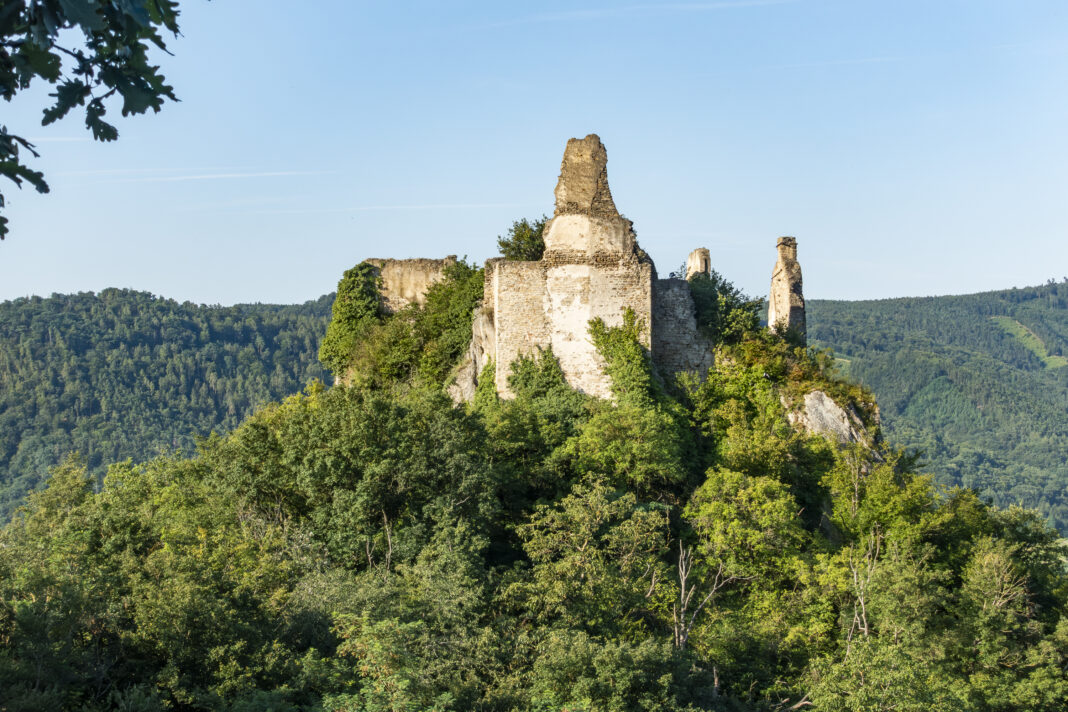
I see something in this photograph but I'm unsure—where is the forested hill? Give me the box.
[5,281,1068,532]
[6,263,1068,710]
[0,289,333,519]
[809,280,1068,530]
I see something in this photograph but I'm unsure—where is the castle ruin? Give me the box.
[353,135,806,400]
[363,256,457,313]
[767,236,806,338]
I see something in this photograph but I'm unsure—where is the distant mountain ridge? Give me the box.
[3,281,1067,530]
[0,289,333,519]
[809,280,1068,530]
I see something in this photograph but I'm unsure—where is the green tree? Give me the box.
[1,0,184,239]
[496,216,548,261]
[326,260,485,390]
[687,269,763,344]
[509,477,671,637]
[319,263,381,377]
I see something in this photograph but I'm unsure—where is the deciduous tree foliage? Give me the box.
[496,216,548,262]
[3,242,1068,710]
[0,0,183,238]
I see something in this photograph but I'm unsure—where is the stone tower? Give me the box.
[447,134,713,401]
[767,236,806,339]
[685,248,711,280]
[481,134,654,399]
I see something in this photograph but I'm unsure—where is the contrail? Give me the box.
[109,171,331,184]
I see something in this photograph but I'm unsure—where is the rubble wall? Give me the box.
[652,279,714,379]
[364,256,456,313]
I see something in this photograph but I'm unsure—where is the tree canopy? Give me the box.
[4,258,1068,710]
[0,289,331,520]
[496,215,548,261]
[809,280,1068,531]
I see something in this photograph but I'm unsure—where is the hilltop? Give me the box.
[809,280,1068,530]
[4,281,1068,537]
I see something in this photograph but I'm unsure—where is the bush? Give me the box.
[319,263,382,376]
[497,216,548,261]
[688,269,763,345]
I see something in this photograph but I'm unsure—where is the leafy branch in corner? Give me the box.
[0,0,184,239]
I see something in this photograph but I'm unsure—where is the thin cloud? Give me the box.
[771,41,1042,72]
[107,171,332,184]
[251,202,537,215]
[58,167,248,177]
[771,55,907,70]
[472,0,797,29]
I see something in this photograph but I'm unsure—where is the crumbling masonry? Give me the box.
[363,256,457,313]
[356,134,806,400]
[767,236,806,338]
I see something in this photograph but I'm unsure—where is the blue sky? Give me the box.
[2,0,1066,304]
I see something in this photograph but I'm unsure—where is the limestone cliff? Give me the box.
[447,306,494,403]
[784,390,874,446]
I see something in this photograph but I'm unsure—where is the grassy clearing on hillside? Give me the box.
[990,316,1068,369]
[808,281,1068,531]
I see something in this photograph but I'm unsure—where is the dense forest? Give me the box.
[3,252,1068,711]
[809,280,1068,531]
[0,289,332,519]
[3,279,1068,537]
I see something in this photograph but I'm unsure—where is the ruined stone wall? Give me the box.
[444,136,741,401]
[490,259,552,396]
[482,260,655,399]
[652,279,713,378]
[476,136,656,399]
[364,256,456,313]
[348,136,813,403]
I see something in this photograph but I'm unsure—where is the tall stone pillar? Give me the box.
[685,248,711,280]
[768,236,806,339]
[481,134,654,400]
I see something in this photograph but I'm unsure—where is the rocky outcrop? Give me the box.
[785,390,872,445]
[364,256,457,313]
[767,237,805,340]
[447,306,495,403]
